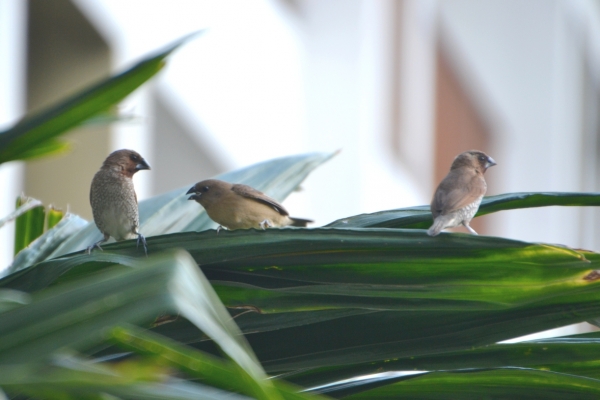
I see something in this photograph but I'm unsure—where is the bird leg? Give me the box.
[259,219,273,230]
[86,233,110,254]
[463,222,478,235]
[136,233,148,256]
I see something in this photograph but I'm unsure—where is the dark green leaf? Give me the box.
[111,325,329,400]
[340,368,600,399]
[327,192,600,229]
[4,229,600,375]
[283,333,600,387]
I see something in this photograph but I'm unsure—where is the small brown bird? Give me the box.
[87,149,150,254]
[428,150,496,236]
[186,179,312,231]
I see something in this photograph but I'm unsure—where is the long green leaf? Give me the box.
[327,192,600,229]
[110,325,329,400]
[0,250,278,398]
[5,229,600,375]
[0,251,258,371]
[282,332,600,387]
[1,358,252,400]
[0,33,198,164]
[340,368,600,399]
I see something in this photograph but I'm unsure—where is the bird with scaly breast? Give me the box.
[428,150,496,236]
[87,149,150,254]
[186,179,312,232]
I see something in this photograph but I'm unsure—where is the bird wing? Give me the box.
[431,168,486,217]
[231,184,289,216]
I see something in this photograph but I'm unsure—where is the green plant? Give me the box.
[4,33,600,400]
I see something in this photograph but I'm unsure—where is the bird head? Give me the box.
[186,179,228,206]
[452,150,496,174]
[102,149,150,177]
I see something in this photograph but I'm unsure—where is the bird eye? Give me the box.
[130,154,139,162]
[201,186,209,193]
[478,155,486,161]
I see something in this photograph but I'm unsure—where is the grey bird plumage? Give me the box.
[87,149,150,254]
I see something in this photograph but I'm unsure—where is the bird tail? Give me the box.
[289,217,313,227]
[427,218,446,236]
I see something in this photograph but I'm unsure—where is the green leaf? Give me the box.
[12,139,71,161]
[0,33,199,164]
[0,250,280,398]
[5,228,600,376]
[1,357,254,400]
[3,213,88,278]
[14,196,45,255]
[44,151,334,259]
[282,332,600,387]
[46,206,65,230]
[327,192,600,229]
[110,325,329,400]
[340,368,600,399]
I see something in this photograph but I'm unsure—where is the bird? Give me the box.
[186,179,312,232]
[428,150,496,236]
[87,149,151,254]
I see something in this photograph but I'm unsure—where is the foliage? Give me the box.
[3,32,600,400]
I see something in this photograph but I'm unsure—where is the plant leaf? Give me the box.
[110,325,329,400]
[46,206,65,230]
[326,192,600,229]
[5,228,600,375]
[0,249,275,398]
[11,139,71,162]
[338,368,600,399]
[3,214,88,277]
[0,358,253,400]
[13,196,45,255]
[0,33,199,164]
[282,332,600,387]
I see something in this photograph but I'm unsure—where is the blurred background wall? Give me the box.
[2,0,600,270]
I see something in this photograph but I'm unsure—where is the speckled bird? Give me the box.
[186,179,312,232]
[428,150,496,236]
[87,149,150,254]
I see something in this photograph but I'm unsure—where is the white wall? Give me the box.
[0,0,26,269]
[439,0,593,249]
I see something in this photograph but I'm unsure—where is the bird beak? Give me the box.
[186,186,200,201]
[485,157,497,169]
[136,160,151,171]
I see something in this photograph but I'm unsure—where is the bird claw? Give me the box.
[86,242,104,254]
[259,220,272,230]
[136,233,148,256]
[86,237,107,254]
[216,225,224,235]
